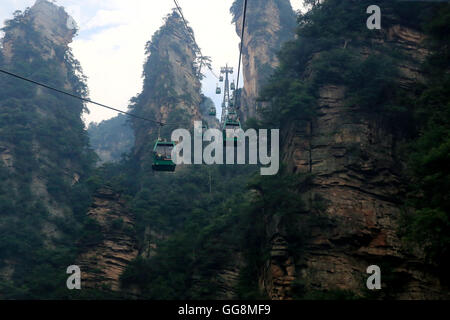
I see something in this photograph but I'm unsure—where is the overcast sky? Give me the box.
[1,0,304,125]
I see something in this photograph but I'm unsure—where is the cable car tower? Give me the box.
[216,65,241,145]
[216,65,236,123]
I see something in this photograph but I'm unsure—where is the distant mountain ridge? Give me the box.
[88,114,134,164]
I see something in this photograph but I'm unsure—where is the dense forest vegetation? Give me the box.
[400,4,450,283]
[87,114,134,163]
[0,1,448,300]
[258,0,450,286]
[0,8,97,298]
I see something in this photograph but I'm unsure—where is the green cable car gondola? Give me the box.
[152,139,176,172]
[219,76,224,82]
[209,107,216,116]
[223,118,241,146]
[230,81,235,91]
[216,85,221,94]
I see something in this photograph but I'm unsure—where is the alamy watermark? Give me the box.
[366,265,382,290]
[171,121,280,176]
[367,5,381,30]
[66,265,81,290]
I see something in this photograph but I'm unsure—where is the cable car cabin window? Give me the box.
[152,141,176,172]
[154,144,173,160]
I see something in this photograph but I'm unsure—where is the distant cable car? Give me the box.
[216,84,221,94]
[223,118,241,146]
[219,76,224,82]
[230,81,235,91]
[152,139,176,172]
[209,107,216,116]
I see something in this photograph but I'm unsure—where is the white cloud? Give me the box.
[1,0,305,125]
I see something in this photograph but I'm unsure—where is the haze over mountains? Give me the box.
[0,0,449,299]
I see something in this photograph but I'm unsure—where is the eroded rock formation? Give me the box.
[132,11,204,165]
[0,0,93,284]
[265,24,448,299]
[1,0,77,63]
[77,188,138,291]
[231,0,296,123]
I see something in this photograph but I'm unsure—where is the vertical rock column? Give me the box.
[231,0,296,123]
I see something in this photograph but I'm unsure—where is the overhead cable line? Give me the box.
[0,68,202,129]
[0,68,166,125]
[173,0,219,80]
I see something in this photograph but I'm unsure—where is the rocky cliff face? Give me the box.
[0,0,83,186]
[97,11,210,295]
[264,24,448,299]
[0,0,93,289]
[1,0,77,63]
[132,11,204,164]
[77,188,138,292]
[231,0,296,123]
[0,1,86,217]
